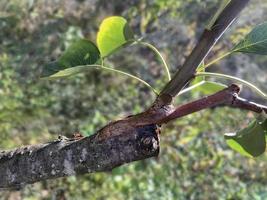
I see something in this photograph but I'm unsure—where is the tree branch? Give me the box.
[0,124,160,189]
[158,84,267,124]
[229,96,267,113]
[160,0,250,98]
[0,0,258,190]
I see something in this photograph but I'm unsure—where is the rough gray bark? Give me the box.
[0,124,159,189]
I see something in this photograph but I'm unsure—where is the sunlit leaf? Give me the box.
[182,63,226,95]
[197,81,226,95]
[97,16,134,58]
[232,22,267,55]
[224,118,267,157]
[41,39,100,78]
[189,81,226,95]
[181,77,226,96]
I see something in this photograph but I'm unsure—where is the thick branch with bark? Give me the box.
[2,0,266,190]
[0,124,160,189]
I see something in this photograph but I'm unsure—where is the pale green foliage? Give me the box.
[233,22,267,54]
[225,118,267,157]
[97,16,134,57]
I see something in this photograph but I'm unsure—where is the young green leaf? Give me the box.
[232,22,267,54]
[196,72,267,99]
[202,22,267,70]
[97,16,134,58]
[224,118,267,157]
[195,81,227,95]
[192,62,227,95]
[41,39,100,78]
[180,80,226,96]
[179,63,225,96]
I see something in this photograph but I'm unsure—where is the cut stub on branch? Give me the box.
[0,124,160,190]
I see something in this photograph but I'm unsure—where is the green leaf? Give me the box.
[43,65,99,79]
[41,39,100,78]
[192,81,227,95]
[197,81,226,94]
[97,16,134,58]
[181,63,225,96]
[232,22,267,54]
[180,80,226,96]
[224,118,267,157]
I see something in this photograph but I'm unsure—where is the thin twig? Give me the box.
[158,84,266,124]
[229,96,267,113]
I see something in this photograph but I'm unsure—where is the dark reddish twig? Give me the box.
[230,96,267,113]
[159,84,266,124]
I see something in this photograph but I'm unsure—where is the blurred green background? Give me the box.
[0,0,267,199]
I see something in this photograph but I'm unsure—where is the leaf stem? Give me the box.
[196,72,267,99]
[99,65,159,94]
[137,41,171,81]
[178,81,206,96]
[48,64,159,95]
[198,51,232,71]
